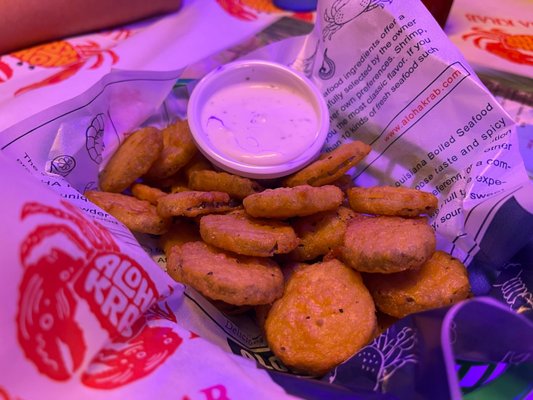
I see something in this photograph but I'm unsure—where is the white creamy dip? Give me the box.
[201,81,319,166]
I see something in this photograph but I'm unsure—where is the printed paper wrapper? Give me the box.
[1,1,532,399]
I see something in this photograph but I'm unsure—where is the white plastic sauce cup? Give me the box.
[187,59,329,179]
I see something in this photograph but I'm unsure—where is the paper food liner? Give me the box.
[1,0,532,399]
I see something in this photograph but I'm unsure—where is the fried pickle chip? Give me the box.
[157,191,239,218]
[99,127,163,193]
[200,210,299,257]
[341,215,436,273]
[159,219,201,281]
[166,241,284,305]
[265,259,377,376]
[283,141,371,187]
[85,190,170,235]
[144,119,197,180]
[131,183,167,205]
[189,170,262,200]
[288,206,356,261]
[182,152,213,181]
[243,185,343,219]
[347,186,438,217]
[364,250,471,318]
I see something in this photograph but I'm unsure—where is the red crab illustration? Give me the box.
[17,200,160,381]
[462,28,533,66]
[0,39,118,95]
[217,0,313,22]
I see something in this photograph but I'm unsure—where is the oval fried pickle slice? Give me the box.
[287,206,356,261]
[131,183,167,205]
[189,170,262,200]
[283,141,371,187]
[85,190,170,235]
[157,191,240,218]
[265,259,377,376]
[200,210,299,257]
[341,215,436,273]
[166,241,284,306]
[243,185,343,219]
[364,250,471,318]
[99,126,163,193]
[347,186,438,217]
[144,119,198,180]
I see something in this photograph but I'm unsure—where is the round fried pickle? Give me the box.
[157,191,239,218]
[85,190,170,235]
[265,259,377,376]
[243,185,343,219]
[144,119,197,180]
[364,250,471,318]
[99,127,162,193]
[166,241,284,306]
[131,183,167,205]
[283,141,371,187]
[189,170,262,200]
[288,206,357,261]
[347,186,438,217]
[200,210,299,257]
[341,215,436,273]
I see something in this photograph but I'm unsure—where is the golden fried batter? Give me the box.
[182,152,213,180]
[265,259,377,376]
[85,190,170,235]
[99,127,162,193]
[166,241,284,305]
[283,141,371,187]
[157,191,239,218]
[288,206,356,261]
[144,119,197,180]
[341,215,436,273]
[347,186,438,217]
[200,210,299,257]
[364,250,471,318]
[243,185,343,219]
[189,170,262,200]
[131,183,167,205]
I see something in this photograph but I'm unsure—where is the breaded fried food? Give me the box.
[200,210,299,257]
[347,186,438,217]
[364,250,471,318]
[288,206,356,261]
[341,215,435,273]
[85,190,170,235]
[166,241,284,305]
[144,119,197,180]
[157,191,239,218]
[159,219,201,256]
[283,141,371,187]
[243,185,343,219]
[265,259,377,376]
[131,183,167,205]
[189,170,262,200]
[182,152,213,180]
[99,127,162,193]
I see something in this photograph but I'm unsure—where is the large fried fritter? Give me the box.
[99,127,162,193]
[243,185,343,219]
[189,170,262,200]
[166,241,284,305]
[85,190,170,235]
[131,183,167,205]
[364,250,471,318]
[288,206,356,261]
[200,210,299,257]
[144,119,197,180]
[283,141,371,187]
[265,259,377,376]
[347,186,438,217]
[157,191,239,218]
[341,215,436,273]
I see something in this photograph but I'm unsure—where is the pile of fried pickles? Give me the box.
[85,119,471,376]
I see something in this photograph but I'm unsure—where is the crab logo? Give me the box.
[322,0,393,41]
[216,0,314,21]
[462,28,533,66]
[16,200,173,385]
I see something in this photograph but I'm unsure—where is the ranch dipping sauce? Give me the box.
[201,81,319,166]
[187,60,329,179]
